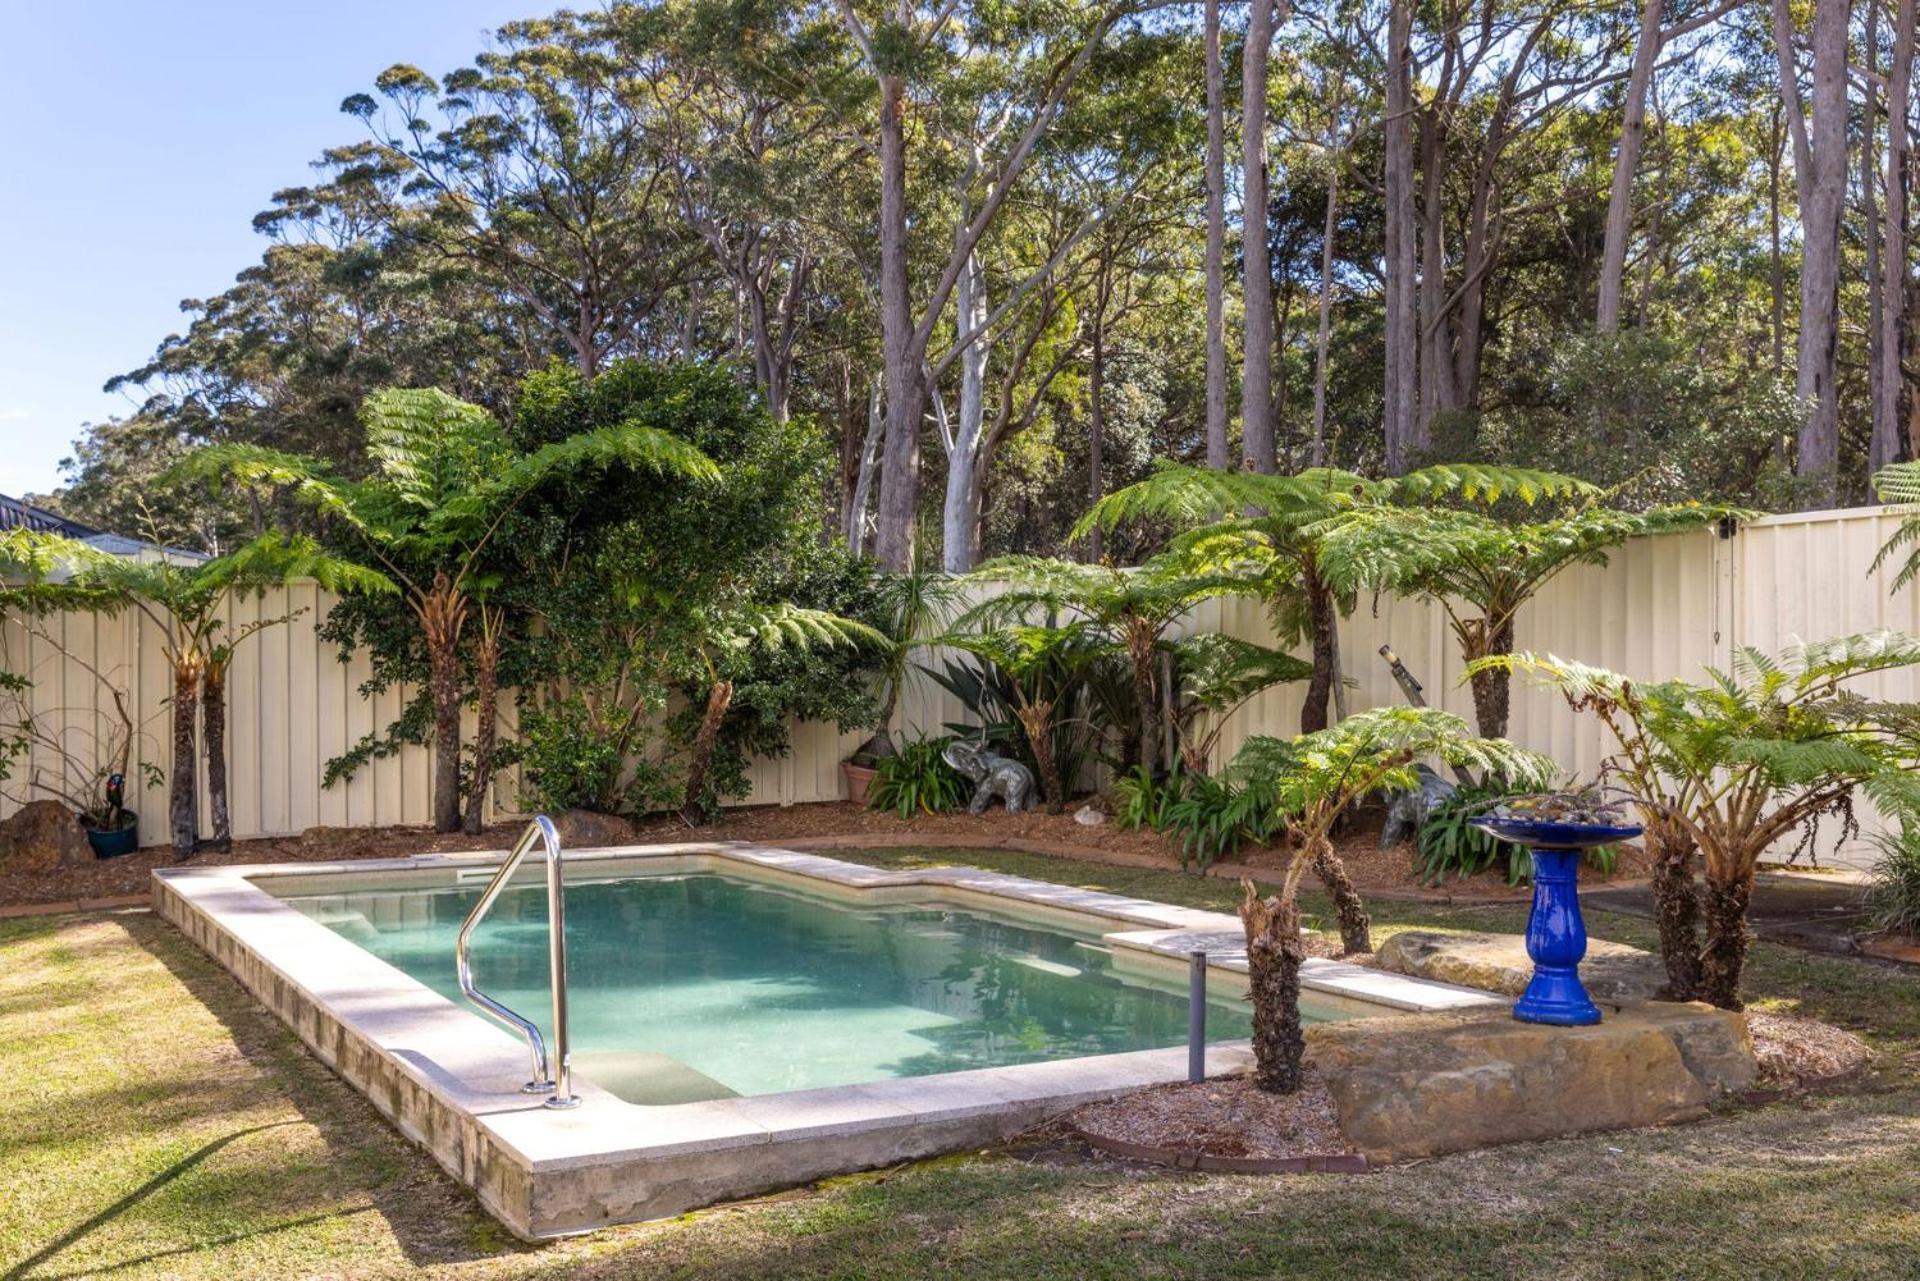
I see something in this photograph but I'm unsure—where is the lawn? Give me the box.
[3,848,1919,1280]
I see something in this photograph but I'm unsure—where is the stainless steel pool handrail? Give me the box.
[455,814,581,1110]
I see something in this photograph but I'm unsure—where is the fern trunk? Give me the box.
[1698,870,1753,1011]
[203,660,231,854]
[1239,882,1307,1093]
[1464,615,1515,739]
[1301,565,1338,734]
[169,658,200,859]
[1127,621,1158,776]
[1646,818,1703,1001]
[1310,841,1373,954]
[419,576,468,835]
[1017,700,1065,814]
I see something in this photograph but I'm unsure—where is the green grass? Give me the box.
[3,846,1919,1279]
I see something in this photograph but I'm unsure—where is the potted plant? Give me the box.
[1472,789,1641,1026]
[82,771,140,858]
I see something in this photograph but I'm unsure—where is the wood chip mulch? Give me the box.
[1066,1072,1361,1172]
[1747,1010,1872,1090]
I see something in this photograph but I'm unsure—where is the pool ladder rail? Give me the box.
[455,814,582,1110]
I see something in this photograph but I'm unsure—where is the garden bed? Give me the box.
[1066,1073,1366,1173]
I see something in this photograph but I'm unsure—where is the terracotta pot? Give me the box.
[841,762,877,806]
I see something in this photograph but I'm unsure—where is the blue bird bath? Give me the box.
[1471,815,1643,1026]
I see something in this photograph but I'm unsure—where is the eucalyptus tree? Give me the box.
[1484,635,1920,1008]
[76,534,389,856]
[1229,709,1555,1090]
[191,387,717,833]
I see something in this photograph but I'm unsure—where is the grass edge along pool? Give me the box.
[153,842,1488,1239]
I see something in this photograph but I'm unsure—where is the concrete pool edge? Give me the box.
[153,840,1499,1239]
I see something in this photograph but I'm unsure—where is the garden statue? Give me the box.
[942,738,1035,815]
[1379,764,1456,848]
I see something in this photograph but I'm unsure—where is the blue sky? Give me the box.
[0,0,534,500]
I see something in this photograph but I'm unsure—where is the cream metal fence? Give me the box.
[4,509,1915,868]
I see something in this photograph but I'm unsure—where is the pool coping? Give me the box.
[153,840,1498,1239]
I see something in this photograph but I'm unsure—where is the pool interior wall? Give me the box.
[153,841,1500,1239]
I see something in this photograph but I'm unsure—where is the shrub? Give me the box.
[867,737,968,818]
[517,695,680,817]
[1867,828,1920,939]
[1110,763,1187,832]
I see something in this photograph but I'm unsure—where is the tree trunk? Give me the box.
[681,679,735,824]
[1463,615,1516,739]
[1644,817,1703,1001]
[462,615,502,836]
[1880,0,1917,470]
[1087,312,1106,563]
[1240,0,1277,474]
[873,69,923,570]
[1597,0,1664,332]
[202,659,230,853]
[420,577,468,835]
[1204,0,1230,470]
[1698,869,1753,1010]
[1301,564,1338,733]
[943,253,990,572]
[1309,144,1341,467]
[1127,622,1157,776]
[1778,0,1850,503]
[1769,102,1787,376]
[1239,880,1306,1093]
[847,374,883,554]
[1382,0,1418,472]
[169,657,200,859]
[1866,0,1886,471]
[1309,841,1373,954]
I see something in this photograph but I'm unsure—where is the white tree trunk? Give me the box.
[1597,0,1663,333]
[1240,0,1278,474]
[1778,0,1850,503]
[874,69,923,568]
[1382,0,1418,473]
[1204,0,1230,469]
[1879,0,1917,471]
[942,252,990,572]
[847,374,883,554]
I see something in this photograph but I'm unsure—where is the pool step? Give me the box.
[571,1050,741,1106]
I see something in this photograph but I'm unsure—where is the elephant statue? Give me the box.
[942,738,1036,815]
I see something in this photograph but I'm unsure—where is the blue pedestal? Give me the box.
[1513,847,1603,1026]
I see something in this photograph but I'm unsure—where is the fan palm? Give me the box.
[1478,631,1920,1008]
[1226,708,1555,1092]
[76,532,391,856]
[188,386,717,833]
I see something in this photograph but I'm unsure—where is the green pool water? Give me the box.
[282,871,1266,1103]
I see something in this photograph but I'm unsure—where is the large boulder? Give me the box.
[1376,929,1665,1004]
[1307,1002,1757,1162]
[0,801,95,872]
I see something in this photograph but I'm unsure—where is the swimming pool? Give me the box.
[154,841,1498,1238]
[283,870,1273,1103]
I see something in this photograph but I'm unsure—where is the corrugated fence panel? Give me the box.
[3,510,1917,865]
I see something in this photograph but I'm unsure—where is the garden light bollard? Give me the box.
[1471,815,1641,1028]
[1188,950,1206,1082]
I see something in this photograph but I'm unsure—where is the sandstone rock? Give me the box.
[1305,1001,1757,1162]
[552,809,639,848]
[1376,929,1665,1003]
[0,800,95,871]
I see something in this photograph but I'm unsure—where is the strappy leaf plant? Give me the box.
[1224,707,1555,1092]
[1477,631,1920,1009]
[187,386,718,833]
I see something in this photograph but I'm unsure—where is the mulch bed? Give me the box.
[1065,1073,1366,1173]
[1746,1010,1873,1092]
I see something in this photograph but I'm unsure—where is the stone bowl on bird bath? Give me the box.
[1473,791,1641,1026]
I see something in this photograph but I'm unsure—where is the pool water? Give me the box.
[282,871,1270,1103]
